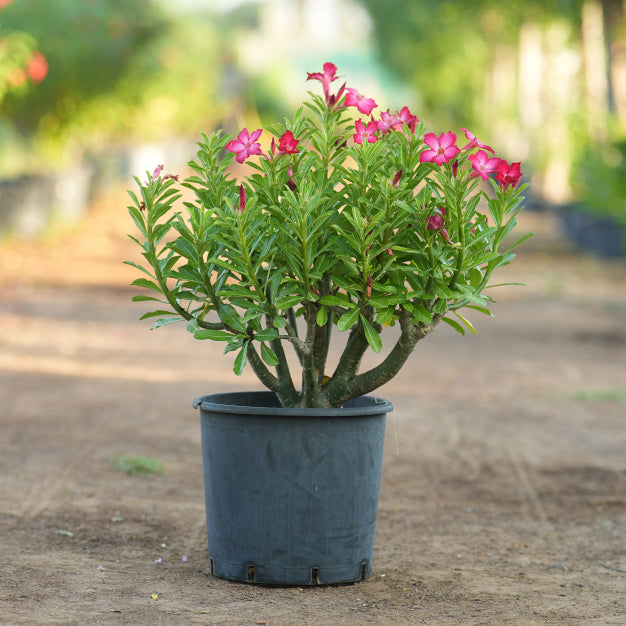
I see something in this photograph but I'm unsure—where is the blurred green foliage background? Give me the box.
[0,0,625,230]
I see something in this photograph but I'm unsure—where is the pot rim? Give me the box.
[193,390,393,417]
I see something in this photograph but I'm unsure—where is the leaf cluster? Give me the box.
[126,83,529,407]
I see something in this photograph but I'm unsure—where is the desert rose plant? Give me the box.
[126,62,529,408]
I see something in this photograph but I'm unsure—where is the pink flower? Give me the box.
[152,164,164,181]
[427,208,452,244]
[344,88,377,115]
[378,106,418,135]
[225,128,263,164]
[397,106,418,134]
[419,132,460,166]
[151,165,179,183]
[469,150,501,180]
[461,128,494,154]
[278,130,299,155]
[392,170,403,188]
[495,160,522,190]
[353,119,379,145]
[307,62,338,104]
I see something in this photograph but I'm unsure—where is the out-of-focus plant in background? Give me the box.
[0,0,625,242]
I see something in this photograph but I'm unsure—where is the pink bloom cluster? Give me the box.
[225,128,300,165]
[418,128,522,189]
[223,62,523,219]
[351,105,419,145]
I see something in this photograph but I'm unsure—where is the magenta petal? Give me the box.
[249,129,263,142]
[444,146,460,160]
[439,132,457,148]
[423,133,438,150]
[225,140,244,152]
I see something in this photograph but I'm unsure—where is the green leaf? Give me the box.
[128,206,148,238]
[132,294,165,303]
[233,345,248,375]
[272,316,287,329]
[132,277,162,292]
[318,295,347,307]
[275,295,303,309]
[434,284,455,300]
[218,304,246,334]
[151,317,183,329]
[376,308,394,327]
[360,315,382,353]
[441,316,465,335]
[255,328,279,342]
[260,342,279,366]
[139,309,175,320]
[224,337,244,353]
[453,311,478,335]
[505,231,534,252]
[124,260,153,277]
[464,305,493,317]
[468,267,483,290]
[218,284,261,300]
[337,306,359,332]
[194,328,232,341]
[316,305,328,326]
[411,305,433,325]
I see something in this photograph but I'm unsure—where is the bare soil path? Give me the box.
[0,198,625,625]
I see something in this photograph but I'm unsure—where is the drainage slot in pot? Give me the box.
[360,561,368,580]
[210,557,214,575]
[310,566,320,585]
[247,565,255,582]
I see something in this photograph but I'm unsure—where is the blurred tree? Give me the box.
[0,0,164,138]
[354,0,584,131]
[0,0,47,102]
[355,0,626,212]
[63,12,224,147]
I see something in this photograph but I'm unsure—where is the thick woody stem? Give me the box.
[247,343,298,407]
[324,310,441,407]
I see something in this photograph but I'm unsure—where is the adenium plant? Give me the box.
[127,62,529,408]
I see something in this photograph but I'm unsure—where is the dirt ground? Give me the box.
[0,193,625,625]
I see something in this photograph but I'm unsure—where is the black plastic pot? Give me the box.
[193,391,393,585]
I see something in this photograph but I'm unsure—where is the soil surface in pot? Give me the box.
[1,196,625,624]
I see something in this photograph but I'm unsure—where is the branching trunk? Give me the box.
[247,343,298,407]
[323,309,441,407]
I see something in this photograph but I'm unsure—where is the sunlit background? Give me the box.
[0,0,625,249]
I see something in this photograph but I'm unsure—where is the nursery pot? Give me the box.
[193,391,393,585]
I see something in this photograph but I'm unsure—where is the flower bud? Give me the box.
[392,170,403,188]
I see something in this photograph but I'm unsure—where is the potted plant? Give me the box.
[126,62,529,585]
